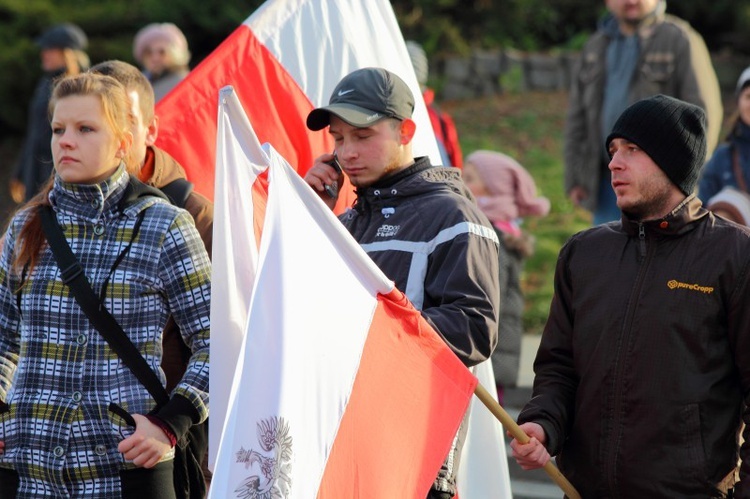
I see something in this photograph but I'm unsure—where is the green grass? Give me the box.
[445,91,591,334]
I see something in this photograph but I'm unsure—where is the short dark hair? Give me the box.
[90,60,155,124]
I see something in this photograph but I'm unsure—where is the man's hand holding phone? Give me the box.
[303,152,343,209]
[323,155,342,198]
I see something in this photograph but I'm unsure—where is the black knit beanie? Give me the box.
[605,94,707,196]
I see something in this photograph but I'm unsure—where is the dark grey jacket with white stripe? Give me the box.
[339,157,500,367]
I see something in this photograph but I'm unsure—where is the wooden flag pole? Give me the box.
[473,382,582,499]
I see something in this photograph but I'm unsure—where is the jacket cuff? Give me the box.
[155,394,200,440]
[535,419,560,456]
[145,414,178,447]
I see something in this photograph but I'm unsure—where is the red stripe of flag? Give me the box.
[318,288,477,497]
[155,25,334,202]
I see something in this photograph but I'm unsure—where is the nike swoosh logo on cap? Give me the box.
[337,89,355,96]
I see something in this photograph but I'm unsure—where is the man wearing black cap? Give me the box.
[305,67,500,498]
[12,23,89,203]
[510,94,750,497]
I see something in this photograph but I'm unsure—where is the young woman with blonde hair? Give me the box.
[0,72,210,498]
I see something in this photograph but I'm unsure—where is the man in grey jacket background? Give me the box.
[564,0,722,224]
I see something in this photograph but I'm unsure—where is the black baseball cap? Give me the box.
[307,67,414,130]
[36,23,88,51]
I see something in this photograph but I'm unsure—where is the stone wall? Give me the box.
[434,49,750,101]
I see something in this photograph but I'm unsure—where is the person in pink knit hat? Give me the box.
[463,150,550,403]
[133,22,191,102]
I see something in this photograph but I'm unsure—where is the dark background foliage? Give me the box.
[1,0,749,139]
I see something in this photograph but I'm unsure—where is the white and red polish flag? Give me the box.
[154,0,441,213]
[200,0,441,482]
[208,86,477,498]
[195,0,510,495]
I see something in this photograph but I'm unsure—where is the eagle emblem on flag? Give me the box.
[234,417,293,498]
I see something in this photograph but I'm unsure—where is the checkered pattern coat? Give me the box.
[0,167,210,498]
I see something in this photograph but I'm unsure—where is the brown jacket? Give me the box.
[564,10,723,212]
[145,146,213,391]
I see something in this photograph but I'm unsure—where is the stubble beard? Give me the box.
[620,178,675,221]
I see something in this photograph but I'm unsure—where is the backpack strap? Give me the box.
[118,176,169,211]
[159,178,194,209]
[116,176,193,210]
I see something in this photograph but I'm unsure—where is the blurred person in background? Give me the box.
[705,187,750,227]
[406,40,463,168]
[564,0,722,225]
[11,23,89,204]
[699,66,750,204]
[462,150,550,405]
[132,23,191,102]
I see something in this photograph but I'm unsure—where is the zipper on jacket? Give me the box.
[637,223,646,262]
[605,223,653,495]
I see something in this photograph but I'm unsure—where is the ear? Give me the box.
[145,115,159,146]
[400,118,417,144]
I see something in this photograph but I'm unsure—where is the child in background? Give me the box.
[462,150,550,404]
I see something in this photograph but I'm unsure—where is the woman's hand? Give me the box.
[117,414,172,468]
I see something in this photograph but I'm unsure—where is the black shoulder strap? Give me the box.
[118,176,169,211]
[39,205,169,406]
[159,178,194,209]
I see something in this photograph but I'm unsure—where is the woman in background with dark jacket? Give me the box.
[699,66,750,203]
[11,23,90,204]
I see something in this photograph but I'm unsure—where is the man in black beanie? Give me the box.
[509,94,750,497]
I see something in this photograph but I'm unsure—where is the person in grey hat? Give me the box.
[699,65,750,204]
[304,67,500,499]
[510,94,750,497]
[132,23,192,102]
[11,22,90,204]
[405,40,463,168]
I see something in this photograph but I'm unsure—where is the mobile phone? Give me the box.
[323,154,342,198]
